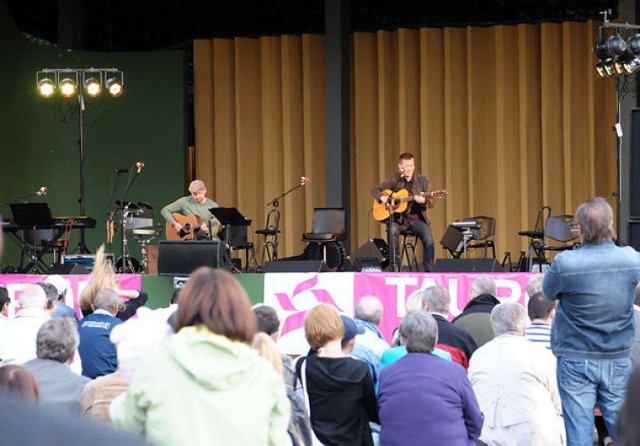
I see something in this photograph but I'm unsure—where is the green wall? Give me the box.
[0,2,187,270]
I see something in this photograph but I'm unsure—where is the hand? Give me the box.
[414,195,426,204]
[200,223,210,234]
[173,222,183,232]
[380,195,389,204]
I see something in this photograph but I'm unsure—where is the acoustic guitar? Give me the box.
[166,213,203,241]
[373,188,448,221]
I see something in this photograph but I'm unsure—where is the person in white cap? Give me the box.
[44,275,78,322]
[160,179,221,239]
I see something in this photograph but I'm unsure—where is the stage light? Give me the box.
[106,76,123,97]
[595,61,616,78]
[83,76,102,97]
[59,77,77,97]
[593,35,627,60]
[37,78,55,98]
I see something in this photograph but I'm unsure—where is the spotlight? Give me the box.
[627,35,640,55]
[106,77,123,97]
[83,77,102,97]
[37,78,55,98]
[595,60,616,78]
[59,77,77,97]
[593,35,627,60]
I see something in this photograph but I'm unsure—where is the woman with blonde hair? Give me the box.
[297,304,378,445]
[115,268,291,446]
[79,246,147,321]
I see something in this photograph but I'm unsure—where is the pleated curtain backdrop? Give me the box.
[193,20,617,262]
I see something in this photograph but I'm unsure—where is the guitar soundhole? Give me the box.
[184,223,191,232]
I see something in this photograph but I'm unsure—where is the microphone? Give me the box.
[35,186,48,196]
[115,168,128,174]
[136,161,145,174]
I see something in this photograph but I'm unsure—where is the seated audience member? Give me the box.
[468,302,564,445]
[253,304,281,340]
[452,275,501,347]
[82,306,174,425]
[420,285,477,369]
[114,268,291,446]
[351,296,390,384]
[44,275,78,321]
[526,273,544,298]
[22,317,90,416]
[0,285,49,364]
[0,287,10,325]
[37,282,59,317]
[0,364,39,403]
[378,311,483,446]
[525,292,556,349]
[79,246,148,321]
[341,314,365,354]
[390,289,423,346]
[253,332,314,446]
[296,304,378,445]
[78,288,123,379]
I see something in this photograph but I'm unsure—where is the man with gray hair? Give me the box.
[378,311,483,445]
[420,286,477,370]
[468,302,563,445]
[452,275,500,347]
[0,285,50,364]
[543,197,640,445]
[23,317,91,416]
[351,296,390,384]
[161,179,221,238]
[78,288,123,379]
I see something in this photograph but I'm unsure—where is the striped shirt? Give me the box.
[525,323,551,350]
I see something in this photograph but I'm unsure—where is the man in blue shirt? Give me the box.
[543,197,640,446]
[78,288,122,379]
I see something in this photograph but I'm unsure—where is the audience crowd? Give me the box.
[2,197,640,446]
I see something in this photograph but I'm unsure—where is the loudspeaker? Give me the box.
[263,260,330,273]
[48,263,91,275]
[157,240,230,276]
[349,239,389,271]
[440,225,464,254]
[434,258,502,272]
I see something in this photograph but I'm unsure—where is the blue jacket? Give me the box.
[78,311,122,379]
[543,240,640,360]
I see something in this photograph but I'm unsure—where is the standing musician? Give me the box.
[371,152,437,272]
[161,179,221,239]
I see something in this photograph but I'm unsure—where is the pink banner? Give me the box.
[353,272,533,342]
[0,274,142,319]
[265,272,536,355]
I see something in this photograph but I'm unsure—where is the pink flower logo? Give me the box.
[275,275,343,337]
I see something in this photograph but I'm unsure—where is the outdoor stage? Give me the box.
[0,271,536,354]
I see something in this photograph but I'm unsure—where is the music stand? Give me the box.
[9,202,54,273]
[210,208,254,272]
[10,202,54,228]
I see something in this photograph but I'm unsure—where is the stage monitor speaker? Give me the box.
[630,108,640,218]
[157,240,230,276]
[263,260,330,273]
[349,238,389,271]
[434,258,502,272]
[48,263,91,275]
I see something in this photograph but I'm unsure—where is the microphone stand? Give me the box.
[115,166,143,273]
[264,178,308,261]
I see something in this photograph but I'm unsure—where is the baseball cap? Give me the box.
[341,315,364,343]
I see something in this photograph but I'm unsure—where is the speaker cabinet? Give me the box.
[349,238,389,271]
[263,260,330,273]
[434,258,502,272]
[48,263,91,275]
[157,240,230,276]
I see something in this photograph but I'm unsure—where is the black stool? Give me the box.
[400,229,419,271]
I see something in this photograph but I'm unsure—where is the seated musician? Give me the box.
[160,180,221,240]
[371,152,436,272]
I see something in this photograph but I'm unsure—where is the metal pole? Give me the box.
[78,91,88,252]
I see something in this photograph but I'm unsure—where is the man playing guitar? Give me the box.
[371,152,445,272]
[160,179,221,240]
